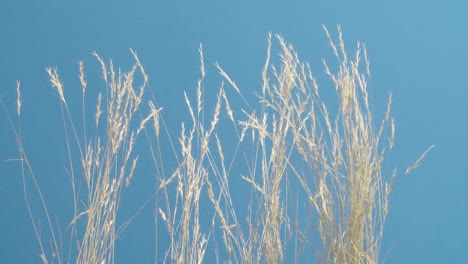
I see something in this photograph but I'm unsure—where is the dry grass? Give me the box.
[4,26,433,264]
[5,50,158,264]
[65,50,156,264]
[204,26,391,263]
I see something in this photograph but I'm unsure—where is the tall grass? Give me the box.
[5,51,159,264]
[5,26,433,264]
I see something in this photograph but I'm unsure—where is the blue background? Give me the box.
[1,0,467,263]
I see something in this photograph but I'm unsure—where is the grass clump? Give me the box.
[5,26,433,264]
[5,50,159,264]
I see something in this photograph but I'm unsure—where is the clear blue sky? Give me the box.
[1,0,467,263]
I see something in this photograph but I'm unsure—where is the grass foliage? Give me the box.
[5,26,432,264]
